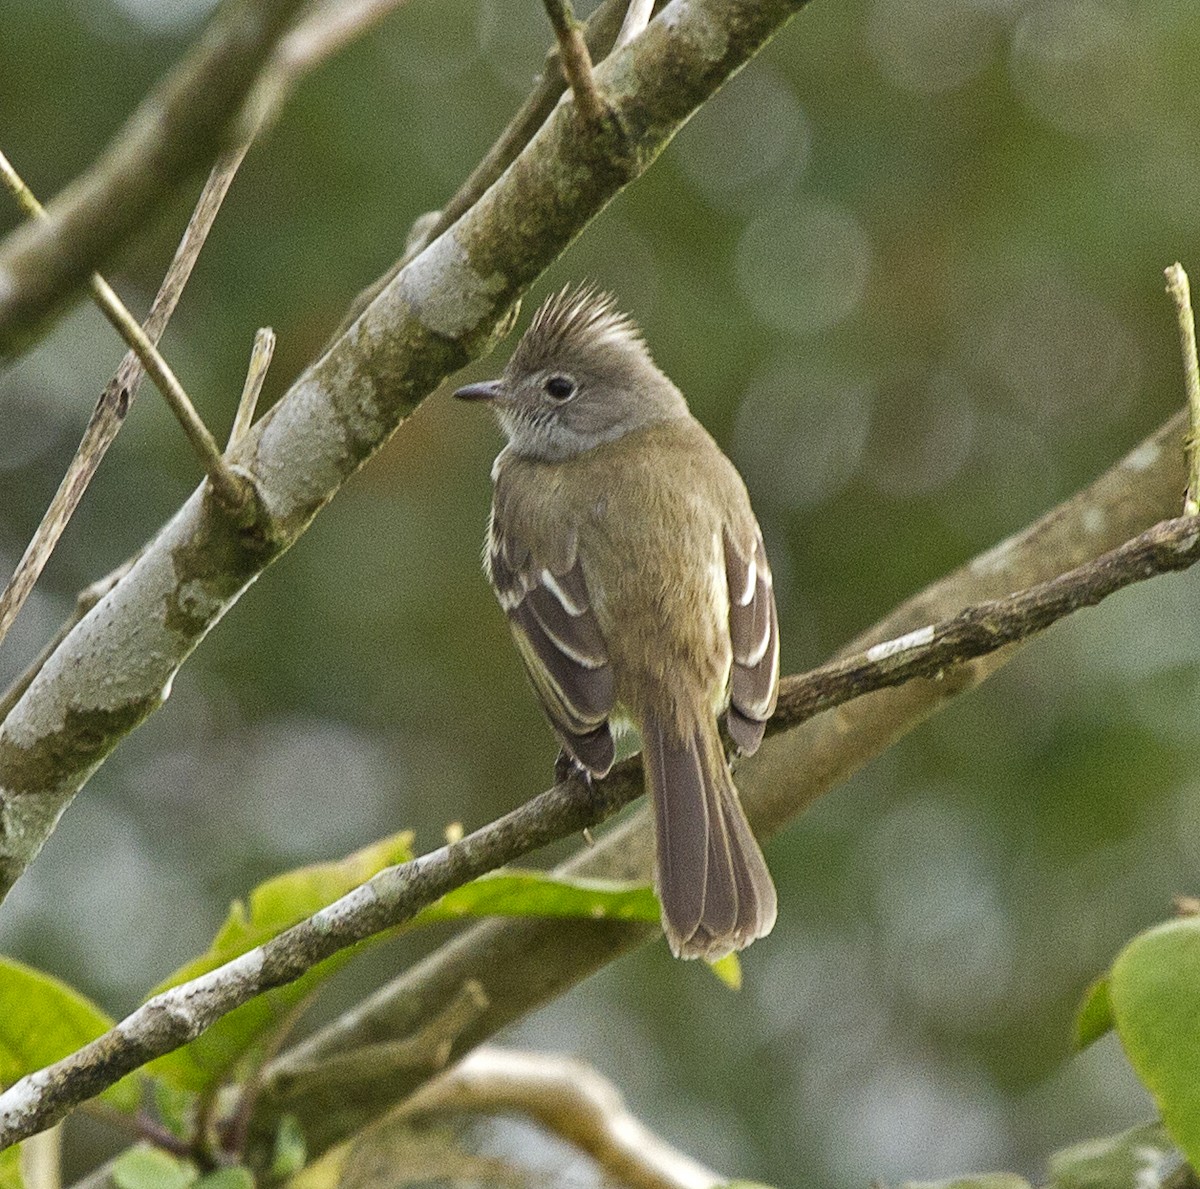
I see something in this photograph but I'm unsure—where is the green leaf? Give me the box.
[412,870,661,926]
[0,1144,23,1189]
[111,1148,197,1189]
[1073,974,1115,1050]
[270,1115,307,1179]
[0,956,140,1113]
[194,1169,254,1189]
[147,831,414,1093]
[708,952,743,990]
[1108,919,1200,1168]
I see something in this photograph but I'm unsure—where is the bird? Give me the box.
[454,285,779,959]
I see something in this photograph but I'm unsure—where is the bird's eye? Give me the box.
[544,374,576,401]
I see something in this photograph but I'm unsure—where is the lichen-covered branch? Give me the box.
[0,0,813,903]
[0,416,1191,1149]
[0,0,307,356]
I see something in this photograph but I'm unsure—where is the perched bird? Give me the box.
[455,286,780,959]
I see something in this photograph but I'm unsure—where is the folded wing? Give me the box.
[487,511,616,775]
[723,524,780,754]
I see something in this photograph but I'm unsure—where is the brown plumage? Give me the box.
[455,286,780,959]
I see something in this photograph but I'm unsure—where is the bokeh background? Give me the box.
[2,0,1200,1184]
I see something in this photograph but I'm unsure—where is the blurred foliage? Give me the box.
[2,0,1200,1185]
[0,957,140,1113]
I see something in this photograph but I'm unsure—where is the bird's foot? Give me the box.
[555,747,594,788]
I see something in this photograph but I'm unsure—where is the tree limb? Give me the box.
[0,420,1191,1149]
[400,1047,724,1189]
[0,0,307,357]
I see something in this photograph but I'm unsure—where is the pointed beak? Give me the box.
[453,379,504,402]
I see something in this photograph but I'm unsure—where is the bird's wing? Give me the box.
[722,523,780,754]
[487,509,616,776]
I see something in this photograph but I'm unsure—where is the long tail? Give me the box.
[641,709,778,959]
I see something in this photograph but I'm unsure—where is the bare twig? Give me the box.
[541,0,606,122]
[401,1048,723,1189]
[227,329,277,450]
[1165,263,1200,514]
[275,0,411,74]
[0,148,251,651]
[770,514,1200,730]
[3,509,1200,1146]
[0,150,250,513]
[615,0,656,49]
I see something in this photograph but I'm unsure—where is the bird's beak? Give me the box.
[453,379,504,402]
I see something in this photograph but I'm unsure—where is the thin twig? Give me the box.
[615,0,655,49]
[3,512,1200,1146]
[541,0,606,123]
[1165,263,1200,515]
[227,328,277,450]
[0,148,251,652]
[0,150,250,512]
[771,514,1200,729]
[401,1048,722,1189]
[275,0,411,73]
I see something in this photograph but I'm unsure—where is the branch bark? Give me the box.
[0,0,812,902]
[0,0,307,356]
[400,1048,724,1189]
[0,415,1190,1149]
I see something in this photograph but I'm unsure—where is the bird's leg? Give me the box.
[555,746,593,787]
[555,748,601,845]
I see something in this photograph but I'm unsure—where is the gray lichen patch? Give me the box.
[397,227,509,343]
[253,374,356,530]
[0,695,160,802]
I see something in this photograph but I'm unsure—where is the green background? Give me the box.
[2,0,1199,1183]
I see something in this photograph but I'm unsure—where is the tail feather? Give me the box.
[643,710,777,959]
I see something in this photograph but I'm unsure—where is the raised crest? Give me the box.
[518,284,646,362]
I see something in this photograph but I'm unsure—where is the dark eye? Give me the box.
[544,374,576,401]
